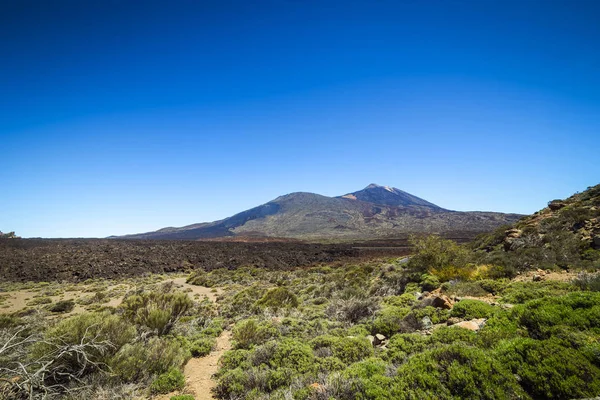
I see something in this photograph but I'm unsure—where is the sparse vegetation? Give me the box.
[1,185,599,399]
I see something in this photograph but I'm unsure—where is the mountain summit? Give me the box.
[116,184,522,240]
[339,184,443,209]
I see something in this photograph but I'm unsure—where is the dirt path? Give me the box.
[182,330,232,399]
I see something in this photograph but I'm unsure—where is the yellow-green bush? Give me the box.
[121,289,193,335]
[110,337,190,382]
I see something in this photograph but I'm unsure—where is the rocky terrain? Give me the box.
[117,184,522,240]
[0,237,440,282]
[472,183,600,272]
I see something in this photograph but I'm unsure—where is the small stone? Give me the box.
[367,335,375,345]
[375,334,386,344]
[421,316,433,330]
[533,274,542,282]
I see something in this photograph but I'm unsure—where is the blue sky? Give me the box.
[1,0,599,238]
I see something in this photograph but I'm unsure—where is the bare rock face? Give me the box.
[431,294,454,310]
[454,318,487,331]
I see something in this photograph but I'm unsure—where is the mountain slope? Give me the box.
[472,183,600,270]
[117,184,523,240]
[339,184,443,209]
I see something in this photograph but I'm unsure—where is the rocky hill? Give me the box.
[472,183,600,272]
[117,184,522,240]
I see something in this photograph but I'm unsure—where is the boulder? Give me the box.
[431,295,453,309]
[548,200,567,211]
[367,335,375,346]
[421,316,433,330]
[374,334,386,345]
[446,317,461,326]
[533,274,542,282]
[454,318,486,332]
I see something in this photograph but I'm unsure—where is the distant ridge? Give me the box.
[114,184,522,240]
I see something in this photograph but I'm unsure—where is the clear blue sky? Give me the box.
[1,0,599,238]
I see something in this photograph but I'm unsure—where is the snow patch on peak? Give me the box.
[383,186,395,193]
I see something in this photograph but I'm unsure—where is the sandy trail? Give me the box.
[182,330,232,399]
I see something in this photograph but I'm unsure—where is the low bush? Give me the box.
[255,287,299,309]
[573,272,600,292]
[189,337,215,357]
[395,344,527,399]
[32,312,135,381]
[150,367,185,394]
[501,281,576,304]
[171,395,195,400]
[0,314,23,329]
[419,274,440,291]
[325,296,379,324]
[311,335,373,364]
[408,235,471,275]
[385,333,429,363]
[370,306,411,337]
[48,299,75,313]
[110,337,190,382]
[120,289,193,336]
[187,270,215,287]
[232,318,279,349]
[516,291,600,340]
[450,299,497,319]
[496,337,600,399]
[270,339,315,373]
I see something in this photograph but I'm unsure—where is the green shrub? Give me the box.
[317,356,346,373]
[27,296,52,306]
[150,367,185,394]
[232,318,279,349]
[477,311,522,348]
[48,299,75,313]
[214,368,248,398]
[385,333,429,363]
[171,395,195,400]
[429,326,478,346]
[255,287,299,309]
[573,272,600,291]
[409,306,450,325]
[501,281,576,304]
[0,314,23,329]
[370,306,411,337]
[395,344,527,399]
[110,337,190,382]
[187,270,215,287]
[311,335,373,364]
[382,293,416,308]
[270,339,315,373]
[189,337,215,357]
[341,357,394,399]
[121,289,193,336]
[517,292,600,340]
[496,338,600,399]
[219,349,250,371]
[450,299,497,319]
[32,312,135,381]
[408,235,471,275]
[420,274,440,291]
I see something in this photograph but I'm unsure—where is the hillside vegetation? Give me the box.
[0,185,599,399]
[471,183,600,275]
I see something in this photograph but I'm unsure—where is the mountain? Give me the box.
[339,184,443,209]
[116,184,523,240]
